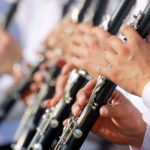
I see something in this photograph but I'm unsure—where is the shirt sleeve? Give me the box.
[142,81,150,110]
[130,124,150,150]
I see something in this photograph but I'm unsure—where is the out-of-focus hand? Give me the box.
[44,73,68,107]
[71,80,146,149]
[68,23,111,78]
[0,28,22,74]
[44,19,78,60]
[96,25,150,96]
[12,63,47,104]
[44,63,76,107]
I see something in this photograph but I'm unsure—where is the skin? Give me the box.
[0,28,22,74]
[68,24,150,96]
[70,80,146,149]
[68,23,111,78]
[44,18,78,61]
[44,62,76,107]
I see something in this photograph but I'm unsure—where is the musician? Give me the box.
[71,81,149,150]
[0,0,70,147]
[63,1,150,149]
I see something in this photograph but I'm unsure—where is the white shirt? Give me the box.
[130,81,150,150]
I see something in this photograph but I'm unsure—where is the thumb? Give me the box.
[100,104,125,119]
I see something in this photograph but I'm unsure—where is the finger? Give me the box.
[29,83,39,93]
[98,66,115,80]
[68,44,86,58]
[63,119,69,126]
[72,103,81,117]
[76,86,92,103]
[85,79,97,90]
[100,93,126,119]
[92,27,111,41]
[103,50,117,66]
[76,80,96,106]
[34,72,45,83]
[82,34,98,48]
[148,33,150,43]
[54,59,66,68]
[107,35,126,55]
[120,25,143,44]
[55,74,68,98]
[45,51,56,60]
[61,63,76,75]
[71,34,88,48]
[39,63,49,71]
[49,96,59,107]
[12,78,19,86]
[68,57,84,70]
[76,23,92,34]
[44,99,51,107]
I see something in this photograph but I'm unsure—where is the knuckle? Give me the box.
[107,35,116,44]
[131,37,141,47]
[121,25,131,32]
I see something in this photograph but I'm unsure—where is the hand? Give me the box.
[72,80,146,149]
[44,19,78,60]
[0,28,22,74]
[13,63,46,104]
[68,23,111,78]
[97,25,150,96]
[44,63,76,107]
[44,73,68,107]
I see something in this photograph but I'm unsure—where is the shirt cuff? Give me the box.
[130,124,150,150]
[142,81,150,110]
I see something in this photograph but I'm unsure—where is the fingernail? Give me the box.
[78,96,83,103]
[102,107,109,116]
[73,105,80,117]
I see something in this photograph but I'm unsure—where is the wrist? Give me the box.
[131,121,146,149]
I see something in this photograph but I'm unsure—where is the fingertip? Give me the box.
[85,80,96,90]
[100,106,110,117]
[30,83,39,93]
[63,119,68,126]
[55,59,66,68]
[50,98,58,107]
[39,63,49,71]
[120,25,130,34]
[61,65,68,75]
[34,72,45,83]
[78,95,86,106]
[72,104,81,117]
[44,99,51,107]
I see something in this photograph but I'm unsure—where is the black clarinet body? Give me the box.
[58,79,115,150]
[136,3,150,38]
[16,65,61,149]
[0,0,21,29]
[0,62,43,123]
[27,69,89,150]
[54,0,137,149]
[40,72,88,150]
[27,0,109,149]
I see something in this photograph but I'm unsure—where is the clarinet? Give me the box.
[54,0,137,149]
[0,59,45,123]
[27,0,108,149]
[27,69,90,150]
[82,0,107,25]
[0,0,21,29]
[0,0,90,123]
[12,62,61,150]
